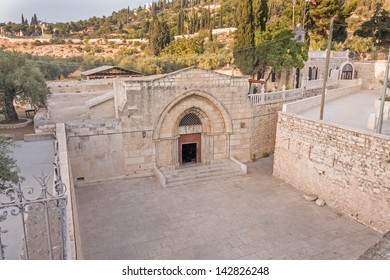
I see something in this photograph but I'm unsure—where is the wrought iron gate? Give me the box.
[0,140,67,260]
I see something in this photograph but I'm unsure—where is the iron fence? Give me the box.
[0,139,67,260]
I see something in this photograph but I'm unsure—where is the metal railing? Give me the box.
[0,140,67,260]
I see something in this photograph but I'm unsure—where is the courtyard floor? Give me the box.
[75,156,382,260]
[300,89,390,135]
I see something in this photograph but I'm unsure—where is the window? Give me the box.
[341,64,353,80]
[179,113,201,126]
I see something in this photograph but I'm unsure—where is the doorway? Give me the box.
[182,143,197,164]
[179,133,201,165]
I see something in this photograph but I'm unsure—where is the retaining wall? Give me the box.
[273,112,390,233]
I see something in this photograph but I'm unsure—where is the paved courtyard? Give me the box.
[75,156,382,260]
[301,89,390,135]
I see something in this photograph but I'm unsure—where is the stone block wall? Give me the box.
[66,120,124,182]
[354,60,388,90]
[250,102,283,158]
[122,131,155,177]
[47,79,115,94]
[273,112,390,233]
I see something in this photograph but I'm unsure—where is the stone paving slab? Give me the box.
[75,156,382,260]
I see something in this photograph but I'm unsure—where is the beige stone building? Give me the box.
[67,67,267,182]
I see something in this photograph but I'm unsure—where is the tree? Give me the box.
[0,51,50,122]
[255,29,308,81]
[355,3,390,46]
[254,0,269,32]
[233,0,256,75]
[148,15,172,56]
[0,134,23,190]
[307,0,342,49]
[346,35,375,60]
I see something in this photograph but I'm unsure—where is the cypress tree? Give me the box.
[149,15,172,56]
[255,0,268,32]
[233,0,256,75]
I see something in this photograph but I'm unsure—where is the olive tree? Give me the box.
[0,51,50,122]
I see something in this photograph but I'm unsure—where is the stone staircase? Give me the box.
[159,159,246,188]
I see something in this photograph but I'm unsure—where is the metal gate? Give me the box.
[0,140,67,260]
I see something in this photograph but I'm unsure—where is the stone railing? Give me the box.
[248,86,303,106]
[249,79,362,106]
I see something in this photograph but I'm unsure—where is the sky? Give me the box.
[0,0,152,23]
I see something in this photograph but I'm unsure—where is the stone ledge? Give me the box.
[24,133,55,142]
[0,118,33,129]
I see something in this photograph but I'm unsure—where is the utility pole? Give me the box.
[292,0,296,28]
[376,48,390,134]
[320,17,335,121]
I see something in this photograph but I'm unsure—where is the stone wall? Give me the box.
[118,67,253,165]
[354,60,388,90]
[47,79,115,93]
[66,120,124,182]
[273,112,390,233]
[56,123,82,259]
[251,102,283,158]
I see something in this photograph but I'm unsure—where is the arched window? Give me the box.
[329,69,332,78]
[313,67,318,80]
[308,67,313,80]
[341,64,353,80]
[179,113,201,126]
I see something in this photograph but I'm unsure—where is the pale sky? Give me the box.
[0,0,152,23]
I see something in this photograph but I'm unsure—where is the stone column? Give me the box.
[172,137,179,168]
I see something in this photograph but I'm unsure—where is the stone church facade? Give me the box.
[67,67,261,182]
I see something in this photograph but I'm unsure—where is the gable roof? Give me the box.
[81,66,144,76]
[124,67,248,83]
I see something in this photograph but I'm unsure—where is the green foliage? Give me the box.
[233,0,256,75]
[148,15,172,56]
[28,55,81,80]
[254,0,269,32]
[345,35,375,59]
[307,0,343,49]
[354,3,390,46]
[255,29,307,80]
[161,35,205,56]
[0,50,50,121]
[0,134,24,190]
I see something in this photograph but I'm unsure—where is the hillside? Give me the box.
[0,0,388,77]
[1,0,388,40]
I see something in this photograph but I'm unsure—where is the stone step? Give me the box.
[159,159,245,188]
[163,162,238,179]
[166,168,242,184]
[167,170,244,188]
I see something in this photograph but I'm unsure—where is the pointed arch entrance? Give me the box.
[178,112,202,164]
[153,90,233,168]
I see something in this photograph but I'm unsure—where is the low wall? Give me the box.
[47,79,115,93]
[283,84,362,114]
[56,123,83,259]
[251,102,283,157]
[273,112,390,233]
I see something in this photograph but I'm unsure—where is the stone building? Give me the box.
[67,67,268,182]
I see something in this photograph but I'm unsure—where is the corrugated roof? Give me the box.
[81,65,143,76]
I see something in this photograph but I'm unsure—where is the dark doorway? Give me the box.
[295,68,300,88]
[179,133,201,165]
[182,143,197,164]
